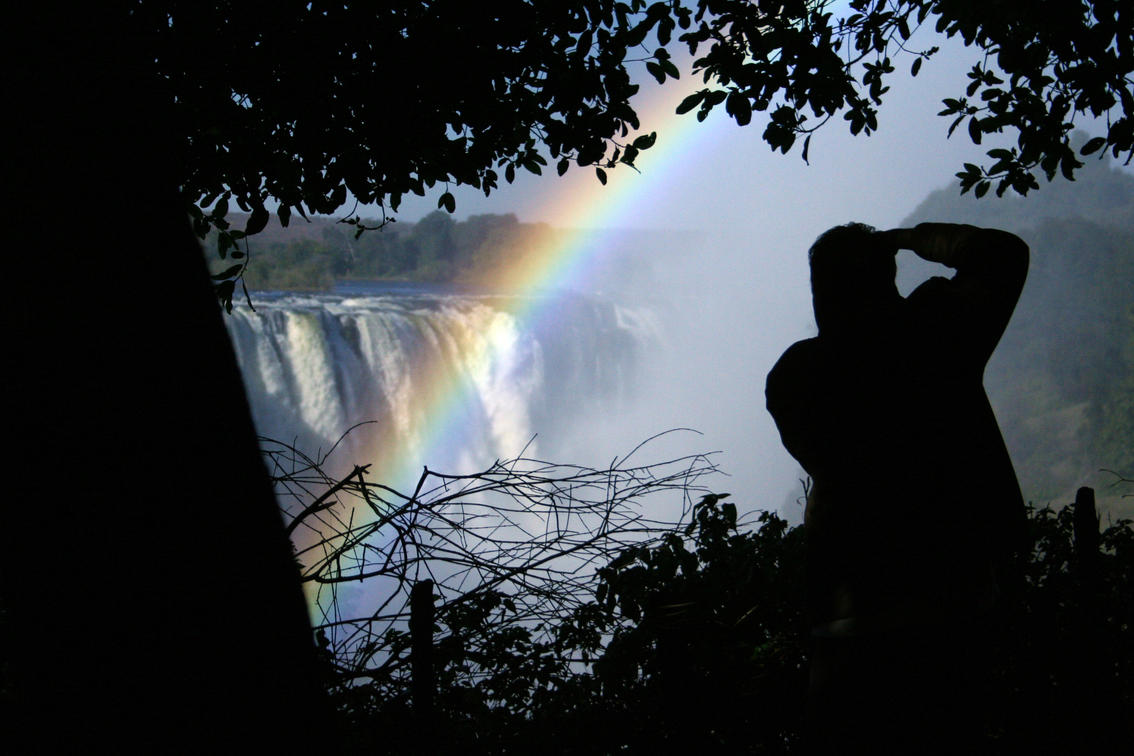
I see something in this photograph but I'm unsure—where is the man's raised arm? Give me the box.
[880,223,1029,361]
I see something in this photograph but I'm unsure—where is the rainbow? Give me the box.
[298,75,725,616]
[372,78,720,482]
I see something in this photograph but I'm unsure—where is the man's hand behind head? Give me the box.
[876,228,914,253]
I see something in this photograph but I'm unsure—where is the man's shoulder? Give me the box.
[767,337,822,392]
[774,337,823,365]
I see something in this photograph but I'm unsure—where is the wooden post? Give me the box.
[410,579,436,733]
[1071,486,1102,749]
[1073,486,1099,577]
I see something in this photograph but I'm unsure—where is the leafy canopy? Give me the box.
[671,1,1134,199]
[128,0,1134,299]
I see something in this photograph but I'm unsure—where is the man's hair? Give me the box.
[808,222,898,331]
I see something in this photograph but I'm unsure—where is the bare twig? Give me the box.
[260,428,724,695]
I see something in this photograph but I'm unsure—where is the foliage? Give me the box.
[113,2,1134,307]
[669,0,1134,198]
[576,497,808,754]
[131,2,660,233]
[267,434,1134,754]
[992,500,1134,752]
[259,431,722,729]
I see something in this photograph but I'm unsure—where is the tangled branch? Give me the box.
[260,429,724,691]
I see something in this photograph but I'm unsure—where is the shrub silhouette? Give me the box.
[313,483,1133,755]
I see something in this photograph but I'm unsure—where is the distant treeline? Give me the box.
[210,211,563,291]
[903,152,1134,508]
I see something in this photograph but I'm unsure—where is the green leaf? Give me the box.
[632,131,656,150]
[574,29,593,61]
[595,167,608,185]
[245,206,269,235]
[967,117,982,145]
[1060,154,1080,181]
[438,191,456,213]
[725,91,752,126]
[217,279,236,314]
[722,502,737,528]
[1079,136,1107,155]
[609,548,636,571]
[939,98,963,115]
[211,263,243,281]
[911,57,922,77]
[623,20,649,47]
[676,91,705,115]
[557,158,570,176]
[946,113,965,137]
[277,204,292,227]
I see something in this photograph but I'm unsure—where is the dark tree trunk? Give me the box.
[2,7,330,749]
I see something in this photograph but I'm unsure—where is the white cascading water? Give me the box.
[224,288,665,491]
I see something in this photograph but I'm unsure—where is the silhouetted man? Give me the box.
[765,222,1028,753]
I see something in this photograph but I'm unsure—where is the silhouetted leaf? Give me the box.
[574,29,592,61]
[722,502,737,528]
[211,263,243,281]
[676,91,705,115]
[1080,136,1107,155]
[726,91,752,126]
[246,206,269,235]
[632,132,656,150]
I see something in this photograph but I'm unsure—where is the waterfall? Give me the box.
[224,287,662,490]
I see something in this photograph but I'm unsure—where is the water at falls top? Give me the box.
[227,286,664,490]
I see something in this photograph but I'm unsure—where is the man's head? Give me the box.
[809,222,899,334]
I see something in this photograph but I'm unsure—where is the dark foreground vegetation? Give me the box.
[268,440,1133,755]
